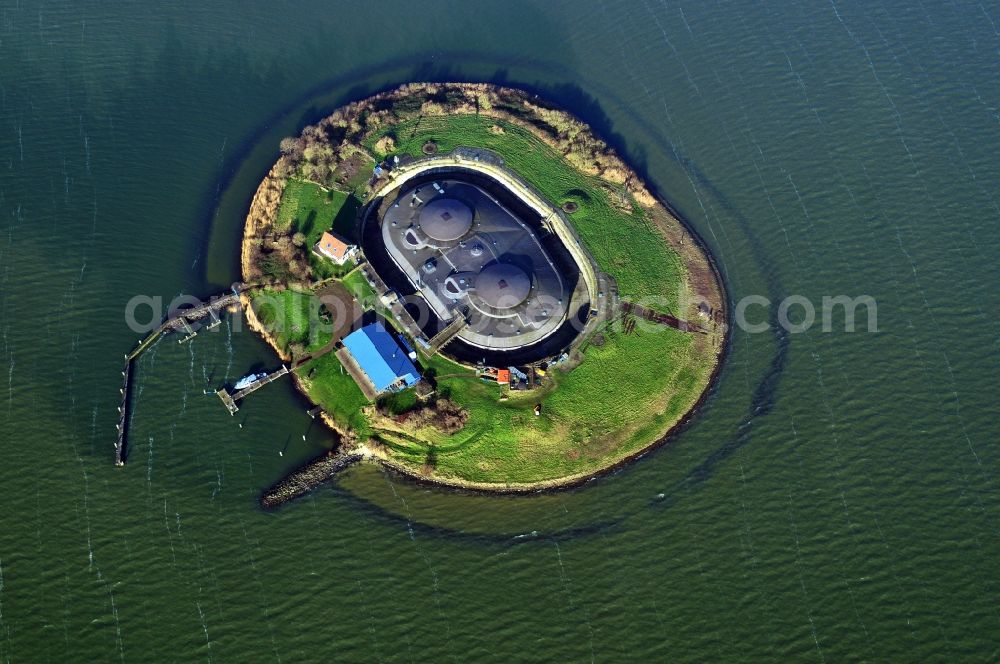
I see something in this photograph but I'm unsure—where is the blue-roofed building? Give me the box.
[341,322,421,394]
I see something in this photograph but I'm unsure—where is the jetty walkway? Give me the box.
[216,364,289,415]
[115,284,257,465]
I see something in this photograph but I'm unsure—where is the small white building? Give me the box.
[314,231,357,265]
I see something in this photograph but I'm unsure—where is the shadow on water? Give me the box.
[312,477,629,549]
[202,52,789,538]
[529,73,794,503]
[489,69,792,505]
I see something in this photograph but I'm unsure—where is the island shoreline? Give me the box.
[240,82,729,505]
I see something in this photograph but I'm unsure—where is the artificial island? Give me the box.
[116,82,727,506]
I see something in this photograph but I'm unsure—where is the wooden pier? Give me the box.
[216,389,239,415]
[116,285,256,465]
[215,365,290,415]
[178,318,198,343]
[126,328,163,362]
[125,291,243,361]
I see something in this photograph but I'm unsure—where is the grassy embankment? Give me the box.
[368,325,702,485]
[296,352,372,439]
[366,114,686,310]
[250,287,330,355]
[341,269,378,309]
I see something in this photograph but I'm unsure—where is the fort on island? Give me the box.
[380,177,578,354]
[118,82,727,506]
[367,153,605,366]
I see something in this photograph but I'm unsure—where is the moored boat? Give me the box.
[233,372,266,391]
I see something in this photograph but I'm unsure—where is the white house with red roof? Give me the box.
[314,231,357,265]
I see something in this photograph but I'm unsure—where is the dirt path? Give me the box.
[621,301,707,334]
[292,281,362,368]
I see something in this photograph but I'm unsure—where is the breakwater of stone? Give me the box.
[260,450,362,508]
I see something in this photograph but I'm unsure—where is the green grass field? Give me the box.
[370,323,706,484]
[251,287,331,353]
[295,353,371,438]
[275,179,362,280]
[368,114,686,310]
[341,269,379,309]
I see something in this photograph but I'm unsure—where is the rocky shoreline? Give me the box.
[260,450,365,509]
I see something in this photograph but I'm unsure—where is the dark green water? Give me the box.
[2,0,999,660]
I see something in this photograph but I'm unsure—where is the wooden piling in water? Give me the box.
[127,327,163,361]
[113,285,259,466]
[115,360,132,466]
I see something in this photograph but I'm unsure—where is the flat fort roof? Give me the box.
[381,178,572,351]
[342,322,420,393]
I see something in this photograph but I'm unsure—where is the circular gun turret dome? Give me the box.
[419,198,474,242]
[474,262,532,310]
